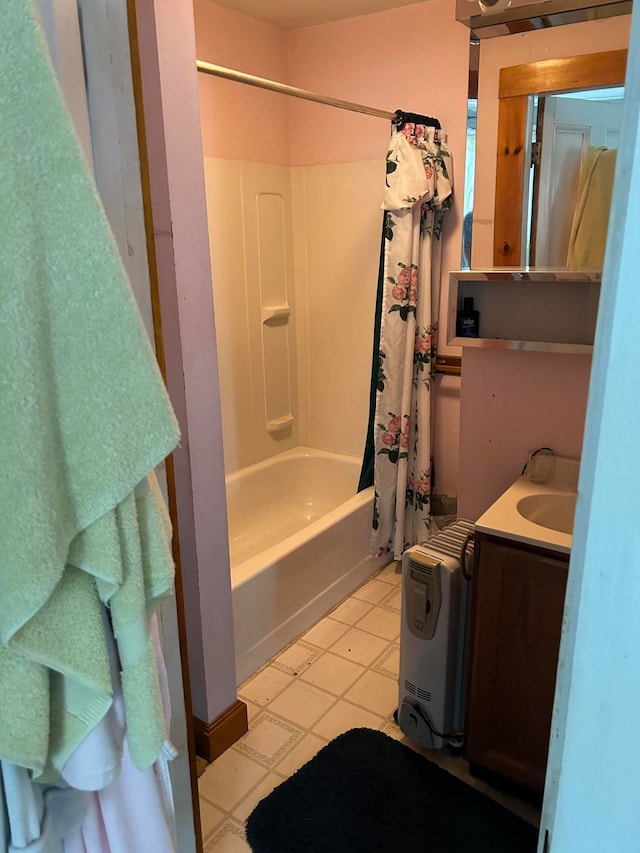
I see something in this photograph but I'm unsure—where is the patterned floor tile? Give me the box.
[204,819,250,852]
[312,699,384,742]
[329,626,389,666]
[301,617,350,649]
[352,578,394,605]
[356,605,401,641]
[344,669,399,717]
[235,711,304,768]
[199,748,268,813]
[376,561,402,585]
[199,799,225,839]
[272,640,322,676]
[273,733,327,778]
[299,651,366,696]
[372,643,400,680]
[239,666,295,706]
[233,773,284,823]
[329,596,374,625]
[201,569,539,845]
[380,585,402,613]
[267,679,336,729]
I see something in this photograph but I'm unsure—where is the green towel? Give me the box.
[0,0,180,775]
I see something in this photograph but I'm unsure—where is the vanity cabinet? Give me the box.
[464,532,569,794]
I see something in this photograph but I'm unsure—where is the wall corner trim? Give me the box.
[193,700,249,762]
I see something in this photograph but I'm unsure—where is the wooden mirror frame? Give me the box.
[493,48,628,266]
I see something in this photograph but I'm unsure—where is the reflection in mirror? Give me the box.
[490,46,628,268]
[462,98,476,268]
[528,86,625,268]
[462,39,479,269]
[461,8,631,269]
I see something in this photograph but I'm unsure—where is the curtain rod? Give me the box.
[196,60,396,121]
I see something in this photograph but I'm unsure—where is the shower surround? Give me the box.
[202,154,385,682]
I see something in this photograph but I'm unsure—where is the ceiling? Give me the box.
[207,0,427,29]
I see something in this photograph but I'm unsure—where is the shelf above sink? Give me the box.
[447,269,601,353]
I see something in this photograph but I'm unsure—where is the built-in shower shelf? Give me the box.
[266,413,294,433]
[447,269,601,353]
[262,304,291,324]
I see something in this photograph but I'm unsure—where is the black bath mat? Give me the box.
[246,728,538,853]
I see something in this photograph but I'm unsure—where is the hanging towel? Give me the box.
[62,738,176,853]
[0,0,180,776]
[0,763,86,853]
[567,146,617,268]
[60,614,176,853]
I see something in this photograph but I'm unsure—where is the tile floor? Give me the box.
[198,561,540,852]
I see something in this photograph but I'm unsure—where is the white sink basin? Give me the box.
[517,493,577,535]
[474,456,580,554]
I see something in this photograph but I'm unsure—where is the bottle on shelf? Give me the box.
[456,296,479,338]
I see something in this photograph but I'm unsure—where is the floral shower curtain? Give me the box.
[371,121,453,559]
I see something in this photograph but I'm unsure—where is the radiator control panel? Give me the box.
[406,556,442,640]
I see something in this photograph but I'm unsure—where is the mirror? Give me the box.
[466,13,631,269]
[493,49,627,267]
[528,86,624,267]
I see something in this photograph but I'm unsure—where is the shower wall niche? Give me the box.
[204,160,299,473]
[203,157,382,476]
[255,192,294,437]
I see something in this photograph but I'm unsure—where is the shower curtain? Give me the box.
[369,121,453,559]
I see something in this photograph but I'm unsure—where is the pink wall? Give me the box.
[193,0,289,164]
[434,374,462,498]
[193,0,470,179]
[458,349,592,521]
[286,0,469,168]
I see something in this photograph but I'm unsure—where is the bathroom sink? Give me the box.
[517,493,576,535]
[475,456,580,553]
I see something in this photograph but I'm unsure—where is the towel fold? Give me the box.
[567,146,617,269]
[62,739,176,853]
[0,763,86,853]
[0,0,180,775]
[60,612,177,852]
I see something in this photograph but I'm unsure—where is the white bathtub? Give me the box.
[227,447,390,684]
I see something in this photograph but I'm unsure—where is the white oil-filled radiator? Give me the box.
[397,520,475,750]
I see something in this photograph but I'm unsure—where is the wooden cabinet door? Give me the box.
[465,535,569,793]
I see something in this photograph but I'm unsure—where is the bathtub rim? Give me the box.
[226,446,375,588]
[232,486,375,588]
[225,445,363,488]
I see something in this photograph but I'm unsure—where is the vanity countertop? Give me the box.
[474,457,579,555]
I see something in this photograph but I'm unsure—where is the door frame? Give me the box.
[540,7,640,847]
[125,3,203,849]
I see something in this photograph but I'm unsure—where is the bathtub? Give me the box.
[227,446,390,684]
